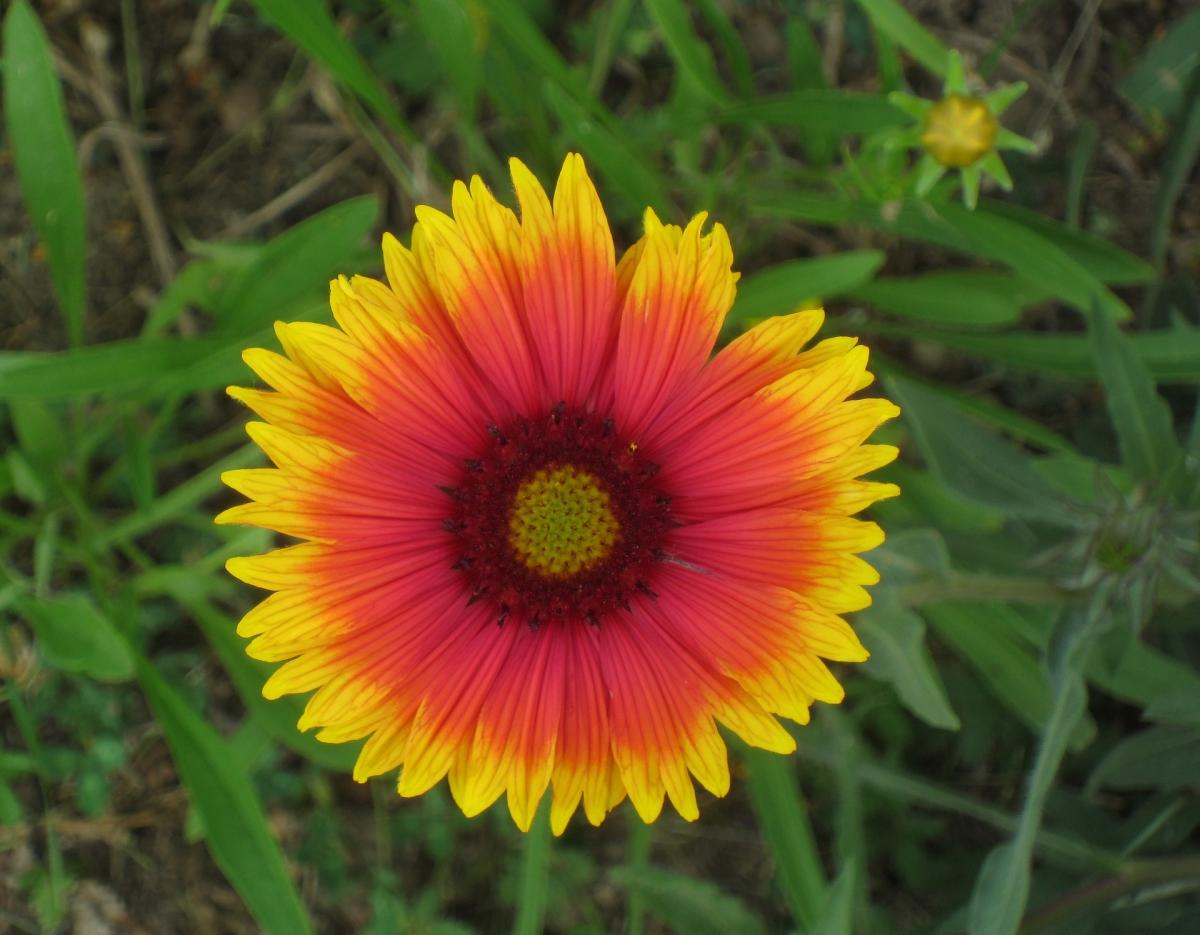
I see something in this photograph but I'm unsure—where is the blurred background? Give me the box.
[2,1,1199,933]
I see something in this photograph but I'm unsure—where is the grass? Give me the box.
[2,1,1200,933]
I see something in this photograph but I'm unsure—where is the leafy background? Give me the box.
[2,0,1200,933]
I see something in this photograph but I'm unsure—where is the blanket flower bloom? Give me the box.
[217,154,899,833]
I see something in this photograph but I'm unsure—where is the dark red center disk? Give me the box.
[442,404,673,629]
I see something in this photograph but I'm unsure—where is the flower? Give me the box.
[217,154,899,833]
[889,51,1036,208]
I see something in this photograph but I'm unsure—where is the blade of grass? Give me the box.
[645,0,733,105]
[512,797,552,935]
[1065,120,1097,228]
[169,587,358,773]
[730,251,885,322]
[414,0,481,118]
[587,0,636,95]
[832,318,1200,381]
[1090,306,1180,485]
[693,0,753,97]
[96,443,260,547]
[743,748,827,930]
[248,0,418,148]
[855,0,950,77]
[134,649,314,935]
[0,338,230,400]
[886,374,1084,526]
[848,270,1043,327]
[967,595,1109,935]
[543,81,671,217]
[212,196,379,336]
[3,0,87,345]
[793,739,1122,873]
[1119,8,1200,120]
[626,819,653,935]
[714,91,907,135]
[610,865,767,935]
[1150,70,1200,268]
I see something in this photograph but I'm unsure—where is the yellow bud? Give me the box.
[919,94,999,168]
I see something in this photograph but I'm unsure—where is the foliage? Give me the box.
[2,1,1199,933]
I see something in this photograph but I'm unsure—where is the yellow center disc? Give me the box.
[920,93,999,168]
[508,465,619,578]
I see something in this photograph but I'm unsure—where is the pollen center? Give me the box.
[508,465,619,577]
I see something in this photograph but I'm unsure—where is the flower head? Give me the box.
[920,94,998,168]
[890,51,1036,208]
[217,154,899,833]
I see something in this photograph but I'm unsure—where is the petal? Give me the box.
[412,179,541,413]
[512,154,618,406]
[603,210,738,437]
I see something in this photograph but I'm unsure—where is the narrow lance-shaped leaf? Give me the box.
[743,748,827,929]
[886,374,1083,526]
[3,0,87,345]
[134,652,314,935]
[1089,305,1180,486]
[857,601,960,731]
[611,865,768,935]
[248,0,414,142]
[731,252,885,323]
[213,196,380,336]
[645,0,733,105]
[967,596,1105,935]
[855,0,950,76]
[20,594,134,683]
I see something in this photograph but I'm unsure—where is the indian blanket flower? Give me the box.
[217,154,899,834]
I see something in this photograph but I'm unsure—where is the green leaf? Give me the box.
[181,591,357,773]
[1083,634,1200,713]
[140,260,226,338]
[645,0,732,105]
[543,81,671,217]
[886,374,1082,525]
[20,594,134,683]
[715,92,906,136]
[785,16,826,91]
[849,271,1045,326]
[873,359,1075,454]
[731,251,885,322]
[512,799,551,935]
[3,0,87,346]
[761,193,1136,318]
[968,843,1030,935]
[980,201,1156,286]
[1086,726,1200,793]
[812,861,857,935]
[743,749,826,929]
[854,323,1200,381]
[213,196,380,336]
[610,865,767,935]
[135,653,314,935]
[857,602,960,730]
[1150,70,1200,267]
[967,599,1097,935]
[1144,686,1200,726]
[1090,309,1180,484]
[249,0,410,139]
[0,338,229,401]
[1119,8,1200,120]
[414,0,481,117]
[692,0,753,97]
[924,602,1094,747]
[854,0,950,76]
